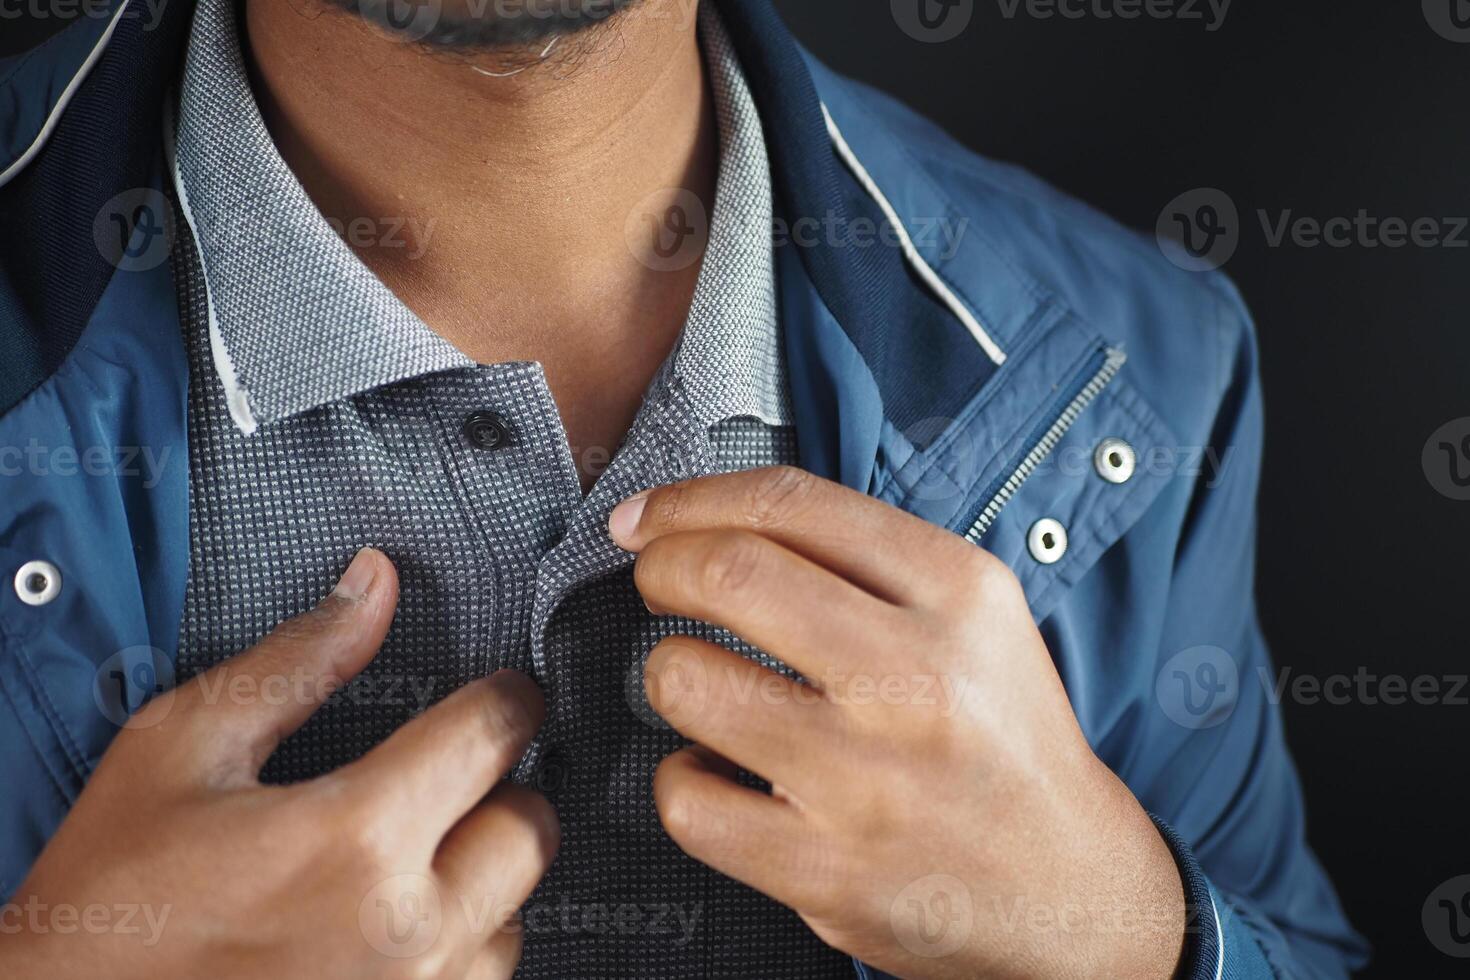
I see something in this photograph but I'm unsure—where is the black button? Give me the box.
[462,411,510,450]
[535,749,568,795]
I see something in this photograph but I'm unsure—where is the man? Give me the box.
[0,0,1366,977]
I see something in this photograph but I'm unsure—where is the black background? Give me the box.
[770,0,1468,976]
[5,0,1466,975]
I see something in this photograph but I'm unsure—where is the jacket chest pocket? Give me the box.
[875,322,1180,622]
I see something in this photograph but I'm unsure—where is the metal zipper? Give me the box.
[963,347,1127,543]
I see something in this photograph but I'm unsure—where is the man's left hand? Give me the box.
[608,467,1187,980]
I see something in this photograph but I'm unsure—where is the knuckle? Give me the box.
[743,466,816,529]
[393,946,455,980]
[647,482,690,533]
[955,545,1018,596]
[632,537,674,598]
[698,532,765,598]
[340,807,398,871]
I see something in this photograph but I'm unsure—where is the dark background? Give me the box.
[770,0,1468,976]
[5,0,1466,975]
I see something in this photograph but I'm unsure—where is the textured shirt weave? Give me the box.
[171,0,849,976]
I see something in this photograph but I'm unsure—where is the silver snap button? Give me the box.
[1027,519,1068,564]
[14,560,61,607]
[1093,438,1136,484]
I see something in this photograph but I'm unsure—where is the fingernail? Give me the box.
[333,548,379,600]
[608,492,650,548]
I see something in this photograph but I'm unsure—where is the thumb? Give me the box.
[150,548,399,782]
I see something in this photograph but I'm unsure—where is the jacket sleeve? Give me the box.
[1125,282,1368,980]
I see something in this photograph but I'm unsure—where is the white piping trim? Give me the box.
[163,99,259,435]
[0,0,133,189]
[821,103,1006,366]
[1209,892,1225,980]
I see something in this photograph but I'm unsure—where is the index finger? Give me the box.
[608,466,973,605]
[332,669,546,852]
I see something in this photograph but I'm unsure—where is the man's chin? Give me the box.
[335,0,645,50]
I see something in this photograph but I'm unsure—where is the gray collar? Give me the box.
[171,0,789,435]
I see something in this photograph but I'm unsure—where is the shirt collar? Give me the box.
[172,0,789,435]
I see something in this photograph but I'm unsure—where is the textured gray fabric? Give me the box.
[171,1,848,976]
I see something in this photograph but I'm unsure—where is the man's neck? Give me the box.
[243,0,717,483]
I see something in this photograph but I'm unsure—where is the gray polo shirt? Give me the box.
[169,0,850,976]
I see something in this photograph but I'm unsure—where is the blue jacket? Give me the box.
[0,1,1366,977]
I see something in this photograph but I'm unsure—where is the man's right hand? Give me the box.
[0,548,557,980]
